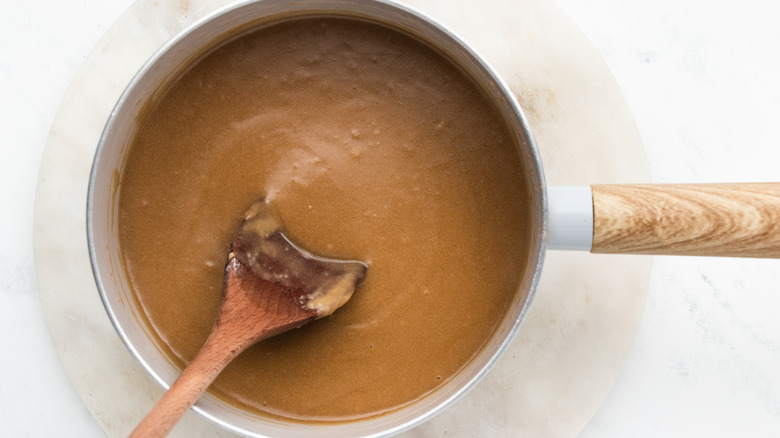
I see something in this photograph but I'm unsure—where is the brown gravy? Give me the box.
[118,17,531,422]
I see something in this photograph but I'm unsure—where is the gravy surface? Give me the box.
[119,18,531,422]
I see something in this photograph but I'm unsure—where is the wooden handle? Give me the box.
[591,183,780,258]
[128,328,246,438]
[128,264,317,438]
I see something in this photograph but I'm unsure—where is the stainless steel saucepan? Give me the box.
[87,0,780,436]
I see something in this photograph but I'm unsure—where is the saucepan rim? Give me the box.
[86,0,548,436]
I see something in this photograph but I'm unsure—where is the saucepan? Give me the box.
[87,0,780,436]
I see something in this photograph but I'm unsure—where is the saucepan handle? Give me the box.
[547,183,780,258]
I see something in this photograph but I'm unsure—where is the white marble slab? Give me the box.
[7,0,778,437]
[559,1,780,436]
[31,0,652,436]
[13,1,676,436]
[12,0,777,436]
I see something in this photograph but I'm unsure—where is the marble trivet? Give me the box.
[33,0,651,436]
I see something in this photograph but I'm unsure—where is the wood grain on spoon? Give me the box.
[129,200,367,438]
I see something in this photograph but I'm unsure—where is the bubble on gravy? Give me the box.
[118,17,532,423]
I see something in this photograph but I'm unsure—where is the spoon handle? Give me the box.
[591,183,780,257]
[128,329,247,438]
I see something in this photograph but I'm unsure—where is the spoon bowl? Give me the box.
[129,200,367,437]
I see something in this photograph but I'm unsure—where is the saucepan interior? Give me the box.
[87,0,546,436]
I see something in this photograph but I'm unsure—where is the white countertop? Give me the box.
[3,0,779,436]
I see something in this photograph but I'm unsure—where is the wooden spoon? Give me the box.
[129,200,367,438]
